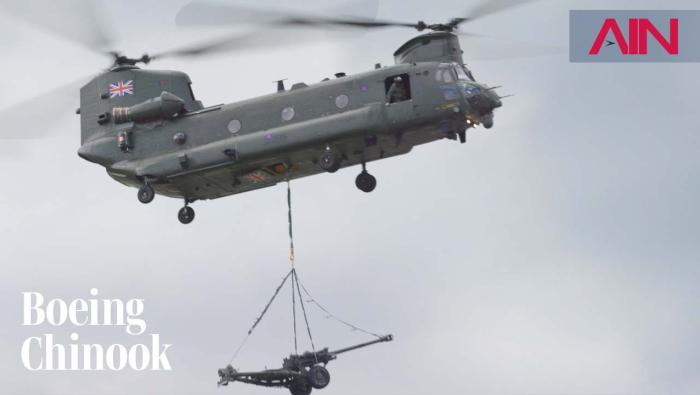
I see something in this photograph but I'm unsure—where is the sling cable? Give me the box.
[217,182,393,395]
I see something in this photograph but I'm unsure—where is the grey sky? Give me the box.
[0,0,698,394]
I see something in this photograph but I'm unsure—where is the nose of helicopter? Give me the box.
[486,88,503,110]
[483,89,503,129]
[462,83,502,129]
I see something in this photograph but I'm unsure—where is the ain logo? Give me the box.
[589,18,679,55]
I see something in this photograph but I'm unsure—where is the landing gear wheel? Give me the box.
[482,113,494,129]
[289,379,312,395]
[355,170,376,193]
[319,150,340,173]
[137,183,155,204]
[457,129,467,144]
[178,206,195,225]
[307,365,330,389]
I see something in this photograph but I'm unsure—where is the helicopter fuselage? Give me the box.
[78,61,500,201]
[76,32,502,222]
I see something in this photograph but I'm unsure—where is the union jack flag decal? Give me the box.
[109,80,134,98]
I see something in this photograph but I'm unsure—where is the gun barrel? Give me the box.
[330,334,393,356]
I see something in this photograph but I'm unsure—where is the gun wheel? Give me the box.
[289,379,312,395]
[307,365,330,389]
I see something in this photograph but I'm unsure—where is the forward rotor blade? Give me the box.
[0,0,113,52]
[158,0,383,61]
[464,0,544,22]
[176,1,416,30]
[457,33,564,60]
[176,0,545,33]
[283,17,418,29]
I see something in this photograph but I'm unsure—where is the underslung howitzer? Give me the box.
[218,335,393,395]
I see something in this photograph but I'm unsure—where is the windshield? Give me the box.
[435,66,456,83]
[454,65,474,81]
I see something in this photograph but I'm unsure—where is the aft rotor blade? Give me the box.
[176,1,418,30]
[0,0,113,52]
[0,77,89,139]
[150,29,333,60]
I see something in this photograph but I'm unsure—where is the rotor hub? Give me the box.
[111,53,152,68]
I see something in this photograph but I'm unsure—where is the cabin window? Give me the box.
[281,107,295,122]
[385,74,411,104]
[228,119,242,133]
[335,94,349,109]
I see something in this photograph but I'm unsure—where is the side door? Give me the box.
[384,73,416,128]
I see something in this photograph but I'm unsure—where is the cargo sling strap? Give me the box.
[225,182,383,366]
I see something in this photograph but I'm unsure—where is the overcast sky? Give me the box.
[0,0,698,394]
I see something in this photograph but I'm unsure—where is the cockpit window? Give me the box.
[454,65,475,81]
[455,67,468,80]
[435,68,456,83]
[187,83,196,100]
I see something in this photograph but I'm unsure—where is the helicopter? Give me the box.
[0,0,546,224]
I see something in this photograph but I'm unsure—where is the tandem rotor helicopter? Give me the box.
[1,0,549,224]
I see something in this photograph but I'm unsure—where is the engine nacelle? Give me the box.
[112,91,186,124]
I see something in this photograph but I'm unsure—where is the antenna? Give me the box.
[274,79,288,92]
